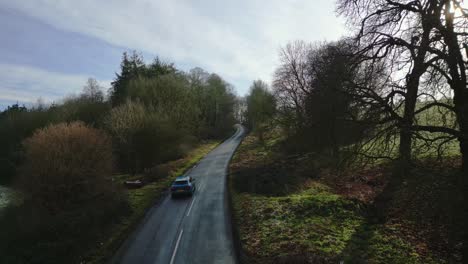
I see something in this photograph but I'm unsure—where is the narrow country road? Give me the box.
[112,125,245,264]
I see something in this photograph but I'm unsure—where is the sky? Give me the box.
[0,0,346,109]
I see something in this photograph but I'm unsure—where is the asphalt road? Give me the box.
[112,125,245,264]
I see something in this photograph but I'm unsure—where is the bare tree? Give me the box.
[82,78,104,102]
[339,0,468,258]
[425,1,468,258]
[338,0,449,176]
[273,41,312,132]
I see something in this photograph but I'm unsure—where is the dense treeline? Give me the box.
[0,51,237,184]
[0,78,110,184]
[272,40,367,158]
[245,80,276,142]
[0,52,237,263]
[244,0,467,261]
[246,1,467,186]
[246,40,367,159]
[108,53,237,173]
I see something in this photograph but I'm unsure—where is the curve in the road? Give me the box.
[112,125,245,264]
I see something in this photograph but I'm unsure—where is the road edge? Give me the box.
[225,125,250,264]
[109,127,241,264]
[109,141,223,264]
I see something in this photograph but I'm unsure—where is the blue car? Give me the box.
[171,176,196,198]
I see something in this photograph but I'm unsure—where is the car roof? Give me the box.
[175,176,190,181]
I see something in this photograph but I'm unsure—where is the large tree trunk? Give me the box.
[397,20,431,177]
[397,81,418,180]
[398,125,412,176]
[450,61,468,264]
[398,51,428,178]
[455,93,468,263]
[399,74,420,176]
[441,5,468,260]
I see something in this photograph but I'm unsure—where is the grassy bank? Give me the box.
[229,133,461,263]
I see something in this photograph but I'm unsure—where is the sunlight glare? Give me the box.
[454,0,467,16]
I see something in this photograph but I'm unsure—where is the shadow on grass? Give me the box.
[230,136,317,197]
[231,165,307,197]
[338,219,425,264]
[340,159,463,263]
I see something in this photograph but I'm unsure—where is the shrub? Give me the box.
[105,100,184,173]
[18,121,115,212]
[1,122,129,263]
[133,116,183,167]
[144,164,171,182]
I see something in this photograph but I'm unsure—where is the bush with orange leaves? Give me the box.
[18,121,117,212]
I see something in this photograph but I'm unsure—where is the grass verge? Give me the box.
[84,141,220,263]
[83,140,220,263]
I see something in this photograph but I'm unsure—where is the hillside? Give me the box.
[229,132,462,263]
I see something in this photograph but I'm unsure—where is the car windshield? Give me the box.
[173,180,188,185]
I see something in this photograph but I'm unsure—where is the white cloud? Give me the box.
[0,63,111,105]
[1,0,346,94]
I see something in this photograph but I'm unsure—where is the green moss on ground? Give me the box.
[230,134,447,264]
[233,185,362,261]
